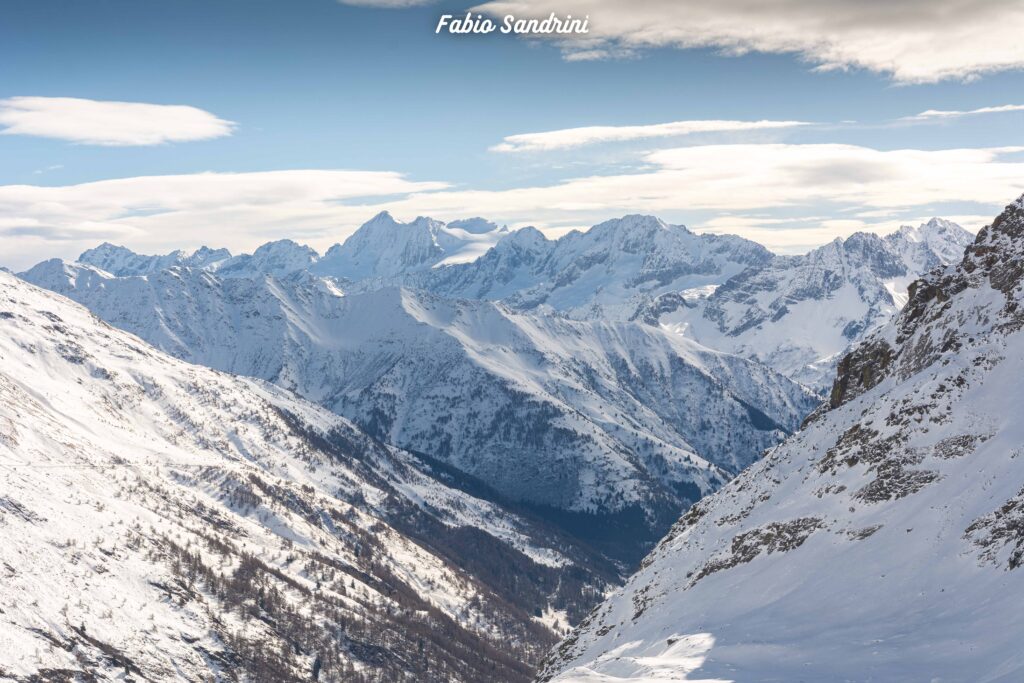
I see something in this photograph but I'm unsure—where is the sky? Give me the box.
[1,0,1023,270]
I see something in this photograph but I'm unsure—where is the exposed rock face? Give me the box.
[539,196,1024,683]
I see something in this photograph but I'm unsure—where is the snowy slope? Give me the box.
[17,264,815,559]
[540,196,1024,683]
[418,215,772,320]
[657,220,974,389]
[0,271,620,682]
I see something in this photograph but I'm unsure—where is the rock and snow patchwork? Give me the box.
[539,196,1024,683]
[0,271,617,682]
[657,219,974,389]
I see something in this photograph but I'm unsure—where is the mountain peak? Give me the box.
[596,214,674,233]
[892,217,972,243]
[503,225,548,248]
[251,238,317,257]
[78,241,127,260]
[368,209,396,223]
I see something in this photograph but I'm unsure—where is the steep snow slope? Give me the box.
[313,211,509,281]
[657,220,974,389]
[17,265,815,560]
[0,271,617,682]
[540,196,1024,683]
[418,215,772,320]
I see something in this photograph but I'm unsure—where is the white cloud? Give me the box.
[473,0,1024,83]
[2,144,1021,270]
[491,119,809,152]
[904,104,1024,120]
[0,97,235,146]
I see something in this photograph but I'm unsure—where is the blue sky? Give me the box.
[1,0,1023,269]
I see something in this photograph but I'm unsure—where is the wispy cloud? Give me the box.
[473,0,1024,83]
[0,97,235,146]
[491,119,809,153]
[336,0,434,6]
[32,164,64,175]
[903,104,1024,121]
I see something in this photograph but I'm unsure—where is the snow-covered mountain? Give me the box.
[539,196,1024,683]
[313,211,509,281]
[0,270,628,682]
[653,219,974,389]
[17,263,816,561]
[417,215,773,320]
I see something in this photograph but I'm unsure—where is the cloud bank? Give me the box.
[473,0,1024,83]
[0,97,236,146]
[2,144,1021,269]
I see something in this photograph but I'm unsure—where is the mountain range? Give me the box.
[7,203,984,681]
